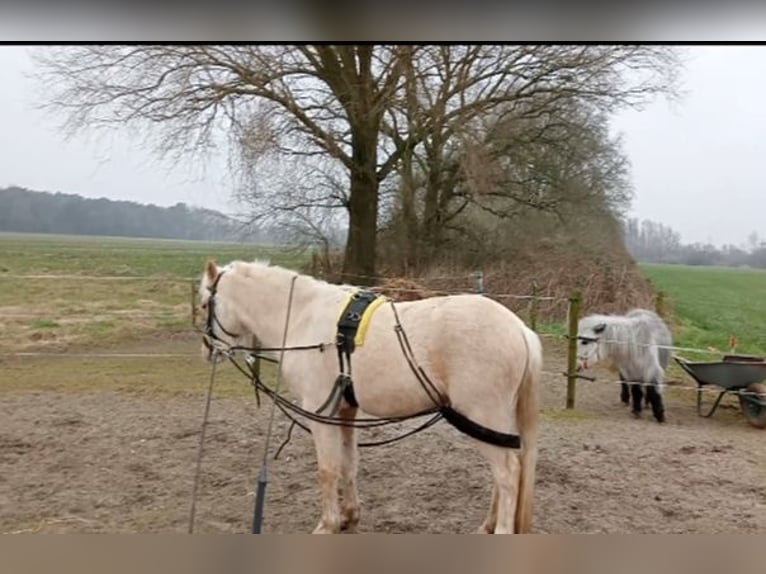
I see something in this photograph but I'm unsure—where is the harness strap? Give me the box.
[389,300,523,449]
[231,354,445,459]
[440,406,521,449]
[315,373,358,416]
[331,290,380,409]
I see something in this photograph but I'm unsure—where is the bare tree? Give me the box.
[380,45,680,268]
[33,44,681,281]
[33,44,410,283]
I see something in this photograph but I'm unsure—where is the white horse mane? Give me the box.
[222,259,357,291]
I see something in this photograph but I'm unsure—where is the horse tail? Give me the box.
[514,325,542,533]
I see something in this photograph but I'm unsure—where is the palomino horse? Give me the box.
[198,259,542,534]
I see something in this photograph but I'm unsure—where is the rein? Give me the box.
[226,353,444,453]
[187,357,218,534]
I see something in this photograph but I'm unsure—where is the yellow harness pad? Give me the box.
[337,290,388,347]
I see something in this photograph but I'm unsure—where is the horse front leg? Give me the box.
[630,383,644,418]
[338,405,360,532]
[619,374,630,405]
[310,422,345,534]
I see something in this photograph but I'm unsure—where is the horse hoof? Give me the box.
[340,519,359,533]
[631,411,641,419]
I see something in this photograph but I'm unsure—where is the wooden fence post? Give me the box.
[529,281,539,331]
[473,270,484,295]
[566,290,581,410]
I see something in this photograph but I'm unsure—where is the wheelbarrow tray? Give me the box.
[673,354,766,428]
[674,355,766,390]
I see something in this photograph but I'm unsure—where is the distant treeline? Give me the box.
[624,217,766,268]
[0,186,284,243]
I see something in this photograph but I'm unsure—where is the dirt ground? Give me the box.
[1,338,764,534]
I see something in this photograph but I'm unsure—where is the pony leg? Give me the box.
[619,374,630,405]
[477,485,498,533]
[309,422,345,534]
[338,405,360,532]
[630,383,644,417]
[646,384,665,423]
[477,445,521,534]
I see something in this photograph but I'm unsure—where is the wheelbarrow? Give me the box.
[673,354,766,428]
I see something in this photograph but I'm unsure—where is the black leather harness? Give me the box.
[317,290,380,415]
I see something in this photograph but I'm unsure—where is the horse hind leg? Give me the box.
[477,444,521,534]
[477,485,498,534]
[645,384,665,423]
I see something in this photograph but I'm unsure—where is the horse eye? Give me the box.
[201,303,208,310]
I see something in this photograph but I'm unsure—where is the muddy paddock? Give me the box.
[1,340,764,534]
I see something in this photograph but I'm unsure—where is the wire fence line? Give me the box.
[370,284,567,302]
[0,274,195,282]
[3,351,761,400]
[535,332,729,357]
[1,310,734,358]
[6,269,759,412]
[541,369,765,398]
[0,339,732,361]
[1,352,201,358]
[0,272,567,303]
[3,311,189,320]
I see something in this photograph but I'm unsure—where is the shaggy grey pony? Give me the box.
[577,308,673,422]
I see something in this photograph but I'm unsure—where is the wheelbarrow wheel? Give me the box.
[738,383,766,429]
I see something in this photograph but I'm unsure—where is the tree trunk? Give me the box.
[337,46,382,286]
[422,134,445,259]
[399,147,421,272]
[342,124,379,285]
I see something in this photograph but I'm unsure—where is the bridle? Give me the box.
[202,270,241,349]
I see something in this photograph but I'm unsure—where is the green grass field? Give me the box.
[1,233,763,398]
[0,232,298,398]
[642,263,766,357]
[0,232,307,354]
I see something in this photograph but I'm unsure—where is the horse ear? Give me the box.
[205,259,219,281]
[593,322,607,334]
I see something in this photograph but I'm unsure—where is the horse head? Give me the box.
[198,259,246,362]
[576,316,607,371]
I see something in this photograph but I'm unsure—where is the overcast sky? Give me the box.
[1,43,765,248]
